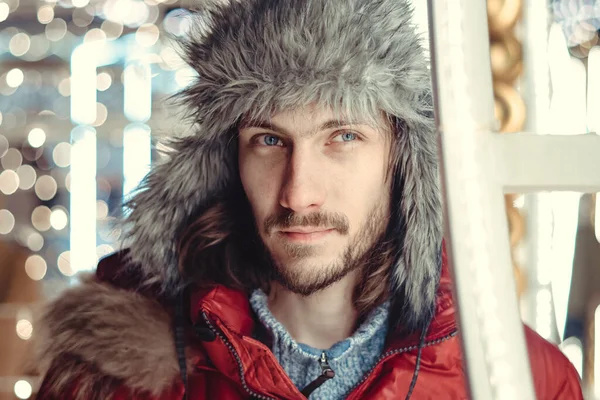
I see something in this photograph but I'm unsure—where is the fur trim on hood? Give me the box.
[122,0,442,333]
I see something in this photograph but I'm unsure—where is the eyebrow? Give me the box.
[241,119,374,137]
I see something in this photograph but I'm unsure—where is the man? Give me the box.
[35,0,583,399]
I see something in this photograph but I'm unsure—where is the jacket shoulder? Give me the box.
[524,325,583,399]
[36,251,182,399]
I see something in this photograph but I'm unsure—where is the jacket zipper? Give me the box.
[345,329,458,399]
[201,312,277,400]
[202,310,457,400]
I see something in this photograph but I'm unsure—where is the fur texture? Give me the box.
[36,274,180,399]
[123,0,442,332]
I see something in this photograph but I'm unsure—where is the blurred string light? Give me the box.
[15,319,33,340]
[16,165,36,190]
[37,4,54,24]
[1,148,22,170]
[13,380,32,400]
[57,250,73,276]
[70,126,97,272]
[96,72,112,91]
[163,8,192,36]
[25,255,47,281]
[45,18,67,42]
[0,3,9,22]
[6,68,24,88]
[26,232,44,252]
[50,206,68,230]
[93,102,108,126]
[9,32,30,57]
[52,142,71,167]
[0,209,15,234]
[0,170,19,195]
[96,200,108,219]
[0,135,8,157]
[96,244,114,260]
[58,77,70,96]
[101,20,123,40]
[31,206,51,232]
[35,175,57,201]
[28,128,46,148]
[135,23,159,47]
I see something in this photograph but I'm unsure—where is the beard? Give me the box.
[259,201,391,296]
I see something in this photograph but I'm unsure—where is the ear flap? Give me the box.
[389,116,443,333]
[121,134,237,295]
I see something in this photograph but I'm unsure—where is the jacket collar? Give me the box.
[189,247,457,349]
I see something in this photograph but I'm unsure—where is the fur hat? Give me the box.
[122,0,442,333]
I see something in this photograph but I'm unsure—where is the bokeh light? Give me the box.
[57,250,74,276]
[26,232,44,252]
[96,200,109,219]
[25,255,47,281]
[52,142,71,167]
[0,3,9,22]
[1,148,23,170]
[6,68,24,87]
[93,102,108,126]
[136,23,159,47]
[28,128,46,148]
[0,134,8,157]
[17,165,37,190]
[0,170,19,195]
[45,18,67,41]
[37,5,54,24]
[14,380,32,400]
[31,206,51,231]
[9,32,31,57]
[50,207,68,230]
[0,209,15,234]
[96,244,115,259]
[58,78,70,96]
[16,319,33,340]
[35,175,58,201]
[97,72,112,91]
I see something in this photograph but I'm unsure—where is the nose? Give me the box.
[278,147,326,213]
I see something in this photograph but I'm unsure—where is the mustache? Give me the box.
[263,210,350,235]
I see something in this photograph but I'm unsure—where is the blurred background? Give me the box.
[0,0,600,399]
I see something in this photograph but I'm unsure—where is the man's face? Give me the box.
[238,105,393,295]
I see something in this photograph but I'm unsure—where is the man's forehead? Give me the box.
[240,106,389,134]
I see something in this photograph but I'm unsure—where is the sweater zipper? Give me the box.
[201,312,277,400]
[345,329,458,399]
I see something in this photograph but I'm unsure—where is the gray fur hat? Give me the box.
[123,0,442,333]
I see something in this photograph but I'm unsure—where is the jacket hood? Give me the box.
[122,0,442,333]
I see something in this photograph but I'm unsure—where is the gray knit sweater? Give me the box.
[250,290,390,399]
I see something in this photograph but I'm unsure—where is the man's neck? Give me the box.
[267,271,360,349]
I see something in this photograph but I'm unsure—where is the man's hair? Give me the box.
[177,117,406,319]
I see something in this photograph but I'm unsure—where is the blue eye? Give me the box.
[340,132,356,141]
[262,135,281,146]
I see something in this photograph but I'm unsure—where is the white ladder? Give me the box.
[428,1,600,398]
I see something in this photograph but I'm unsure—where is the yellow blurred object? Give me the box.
[488,0,527,299]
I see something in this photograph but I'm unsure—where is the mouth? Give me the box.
[278,228,335,242]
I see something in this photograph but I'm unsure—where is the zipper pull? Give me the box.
[300,352,335,397]
[319,352,335,378]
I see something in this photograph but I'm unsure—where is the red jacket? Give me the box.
[36,252,583,400]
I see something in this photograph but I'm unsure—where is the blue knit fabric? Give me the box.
[250,290,389,399]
